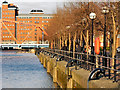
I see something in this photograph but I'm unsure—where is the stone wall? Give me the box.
[36,52,119,88]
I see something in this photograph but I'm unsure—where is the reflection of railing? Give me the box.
[1,40,49,44]
[39,48,120,82]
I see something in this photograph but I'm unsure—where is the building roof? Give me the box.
[2,1,8,4]
[8,5,16,8]
[16,14,53,17]
[31,10,43,12]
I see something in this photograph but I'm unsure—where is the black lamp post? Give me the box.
[102,7,109,67]
[89,12,96,55]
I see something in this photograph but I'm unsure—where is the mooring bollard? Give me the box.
[43,57,46,68]
[53,66,57,82]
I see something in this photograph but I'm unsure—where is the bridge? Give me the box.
[0,44,49,49]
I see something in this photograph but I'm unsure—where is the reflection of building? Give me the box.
[2,1,53,44]
[0,7,1,43]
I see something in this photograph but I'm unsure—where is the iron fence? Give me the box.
[38,48,120,82]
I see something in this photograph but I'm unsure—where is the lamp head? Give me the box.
[102,6,109,14]
[89,12,96,20]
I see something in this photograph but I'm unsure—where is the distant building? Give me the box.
[0,7,1,19]
[2,1,53,44]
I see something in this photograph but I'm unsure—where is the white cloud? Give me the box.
[0,1,64,14]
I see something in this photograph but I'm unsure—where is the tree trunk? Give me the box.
[65,33,67,47]
[80,31,83,51]
[69,33,71,51]
[73,31,76,58]
[54,39,55,49]
[112,11,116,72]
[60,37,61,50]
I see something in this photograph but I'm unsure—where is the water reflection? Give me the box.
[2,50,55,88]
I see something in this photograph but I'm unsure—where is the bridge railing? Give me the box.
[39,48,120,82]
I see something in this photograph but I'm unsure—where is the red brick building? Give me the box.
[1,1,53,44]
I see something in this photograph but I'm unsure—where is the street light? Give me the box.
[89,12,96,55]
[66,25,71,51]
[102,6,109,67]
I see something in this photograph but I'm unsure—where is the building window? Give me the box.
[42,17,47,19]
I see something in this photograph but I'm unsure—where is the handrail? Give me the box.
[38,48,120,82]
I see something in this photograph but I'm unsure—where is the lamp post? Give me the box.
[102,7,109,67]
[66,26,71,51]
[89,12,96,55]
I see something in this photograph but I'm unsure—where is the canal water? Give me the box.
[1,50,55,88]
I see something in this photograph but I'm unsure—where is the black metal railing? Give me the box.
[38,48,120,82]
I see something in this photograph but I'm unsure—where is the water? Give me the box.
[1,50,55,88]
